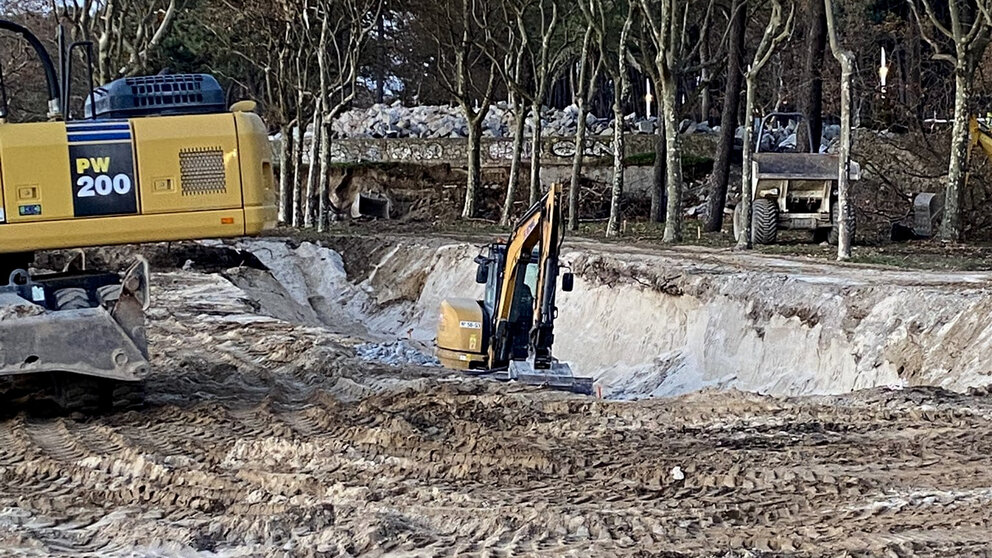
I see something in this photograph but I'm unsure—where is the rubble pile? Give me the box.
[356,341,440,367]
[277,102,842,153]
[327,101,682,139]
[749,117,842,153]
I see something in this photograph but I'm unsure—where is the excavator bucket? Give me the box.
[498,359,595,395]
[0,258,151,382]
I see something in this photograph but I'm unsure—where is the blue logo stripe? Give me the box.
[65,123,131,132]
[68,132,132,143]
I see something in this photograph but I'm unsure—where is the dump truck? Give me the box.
[734,112,861,245]
[0,21,276,410]
[435,183,593,395]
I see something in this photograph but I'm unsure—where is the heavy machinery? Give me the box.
[435,183,593,395]
[734,112,861,245]
[0,21,276,409]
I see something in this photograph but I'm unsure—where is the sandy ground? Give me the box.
[2,246,992,556]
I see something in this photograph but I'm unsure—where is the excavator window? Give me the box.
[508,263,536,361]
[508,253,539,326]
[484,261,498,312]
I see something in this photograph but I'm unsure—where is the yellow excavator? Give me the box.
[435,183,593,394]
[0,21,276,409]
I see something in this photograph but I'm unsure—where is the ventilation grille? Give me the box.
[127,75,208,106]
[179,147,226,195]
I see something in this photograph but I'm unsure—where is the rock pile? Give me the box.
[749,116,842,153]
[327,102,840,147]
[355,341,441,367]
[327,101,686,139]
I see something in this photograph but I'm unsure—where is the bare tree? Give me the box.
[632,23,666,224]
[580,0,635,238]
[291,9,316,228]
[54,0,178,84]
[607,5,635,237]
[420,0,499,219]
[797,0,826,153]
[911,0,992,241]
[824,0,854,259]
[524,0,565,206]
[638,0,715,243]
[314,0,383,231]
[703,0,746,232]
[489,0,570,219]
[270,15,299,226]
[568,27,603,230]
[304,98,321,227]
[498,13,529,226]
[736,0,794,250]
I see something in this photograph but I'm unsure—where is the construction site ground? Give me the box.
[2,230,992,557]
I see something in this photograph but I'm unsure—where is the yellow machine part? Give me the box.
[436,297,488,370]
[0,111,276,253]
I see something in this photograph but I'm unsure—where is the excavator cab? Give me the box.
[476,245,542,362]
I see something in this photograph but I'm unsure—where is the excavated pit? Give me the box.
[234,236,992,399]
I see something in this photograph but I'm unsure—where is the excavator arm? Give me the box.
[490,183,566,368]
[970,117,992,161]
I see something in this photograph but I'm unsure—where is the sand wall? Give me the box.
[241,239,992,398]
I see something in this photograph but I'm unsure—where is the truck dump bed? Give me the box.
[753,153,861,180]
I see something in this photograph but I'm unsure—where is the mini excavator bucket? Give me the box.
[498,359,594,395]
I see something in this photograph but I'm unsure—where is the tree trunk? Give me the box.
[651,94,666,223]
[942,68,970,242]
[703,0,745,232]
[661,71,684,243]
[836,54,854,259]
[291,93,305,227]
[798,0,826,152]
[375,12,386,104]
[463,117,483,219]
[529,101,543,205]
[502,98,528,226]
[304,106,321,228]
[700,24,711,123]
[737,75,758,249]
[909,33,923,122]
[316,118,331,232]
[568,98,589,230]
[606,86,625,237]
[278,123,293,225]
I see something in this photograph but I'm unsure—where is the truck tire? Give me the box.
[751,198,779,245]
[828,203,856,245]
[97,284,122,306]
[732,204,744,242]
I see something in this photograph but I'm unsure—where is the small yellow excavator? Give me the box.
[0,21,276,409]
[435,183,593,394]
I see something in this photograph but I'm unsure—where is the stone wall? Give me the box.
[325,134,659,167]
[276,133,717,168]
